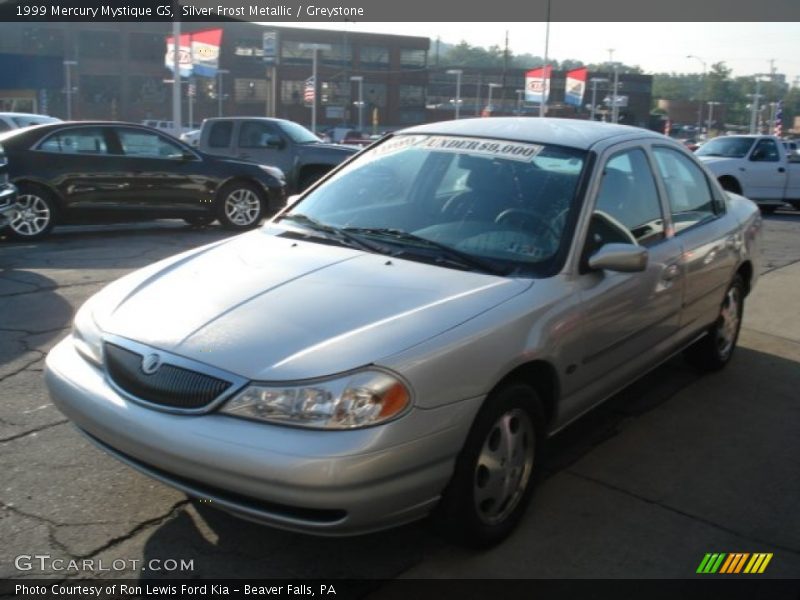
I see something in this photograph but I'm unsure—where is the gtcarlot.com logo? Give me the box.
[15,554,195,573]
[696,552,773,574]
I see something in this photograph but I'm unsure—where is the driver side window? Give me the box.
[590,148,665,253]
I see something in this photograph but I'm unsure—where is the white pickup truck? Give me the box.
[696,135,800,213]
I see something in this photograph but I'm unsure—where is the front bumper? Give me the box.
[0,183,17,228]
[44,337,481,536]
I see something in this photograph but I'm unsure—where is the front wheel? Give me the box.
[433,382,544,548]
[216,182,266,231]
[7,184,57,240]
[684,274,744,371]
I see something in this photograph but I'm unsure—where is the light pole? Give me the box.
[706,101,721,136]
[748,76,769,134]
[63,60,77,120]
[686,55,707,134]
[515,89,524,115]
[216,69,229,117]
[589,77,608,121]
[447,69,463,119]
[486,82,501,116]
[171,18,181,136]
[350,75,364,132]
[539,0,551,118]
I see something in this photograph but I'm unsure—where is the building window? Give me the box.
[364,82,387,108]
[80,75,120,105]
[400,49,426,69]
[234,38,265,58]
[21,28,64,56]
[320,80,348,106]
[281,80,305,105]
[234,78,267,103]
[129,33,165,62]
[321,44,352,67]
[281,41,313,65]
[360,46,389,70]
[79,31,120,59]
[129,76,168,104]
[399,85,425,107]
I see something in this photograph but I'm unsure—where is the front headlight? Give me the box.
[72,301,104,367]
[220,369,411,429]
[258,164,286,182]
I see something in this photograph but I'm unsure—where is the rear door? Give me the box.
[32,126,122,212]
[651,145,739,331]
[201,120,236,158]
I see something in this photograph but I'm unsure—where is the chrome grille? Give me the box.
[104,342,232,410]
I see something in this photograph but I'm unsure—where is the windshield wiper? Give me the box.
[277,214,384,253]
[343,227,510,276]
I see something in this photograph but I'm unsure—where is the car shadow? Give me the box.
[134,350,734,580]
[0,269,74,365]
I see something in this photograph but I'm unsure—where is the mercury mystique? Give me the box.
[45,118,762,546]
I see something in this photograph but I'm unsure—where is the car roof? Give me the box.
[400,117,663,151]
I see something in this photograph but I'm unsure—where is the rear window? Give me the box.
[208,122,233,148]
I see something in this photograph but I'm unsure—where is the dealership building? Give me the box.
[0,21,653,131]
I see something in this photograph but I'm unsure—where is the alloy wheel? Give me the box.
[9,194,51,237]
[717,285,741,359]
[223,189,261,226]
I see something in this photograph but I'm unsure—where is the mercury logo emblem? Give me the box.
[141,353,162,375]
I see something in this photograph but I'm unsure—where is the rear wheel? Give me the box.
[434,381,544,548]
[216,182,265,231]
[7,183,57,240]
[684,274,744,371]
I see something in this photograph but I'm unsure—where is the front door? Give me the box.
[234,120,293,175]
[573,145,684,405]
[745,138,788,201]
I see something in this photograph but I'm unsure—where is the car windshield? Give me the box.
[696,137,755,158]
[280,134,587,276]
[279,120,320,144]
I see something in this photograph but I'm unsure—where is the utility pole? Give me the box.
[447,69,463,119]
[607,49,619,124]
[589,77,608,121]
[63,60,77,120]
[171,1,181,134]
[501,30,509,110]
[687,55,707,134]
[539,1,551,118]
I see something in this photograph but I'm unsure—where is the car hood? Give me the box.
[696,155,740,169]
[94,229,531,381]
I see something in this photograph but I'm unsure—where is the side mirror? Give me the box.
[266,137,286,150]
[750,149,766,161]
[588,243,648,273]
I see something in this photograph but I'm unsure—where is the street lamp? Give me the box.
[486,82,501,116]
[515,89,524,115]
[350,75,364,132]
[748,75,770,134]
[706,101,721,136]
[446,69,463,119]
[687,55,707,134]
[589,77,608,121]
[63,60,77,120]
[216,69,229,117]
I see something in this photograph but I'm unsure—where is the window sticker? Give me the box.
[371,135,544,162]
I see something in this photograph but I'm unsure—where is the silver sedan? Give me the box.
[45,118,762,547]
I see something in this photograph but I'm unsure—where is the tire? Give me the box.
[216,182,266,231]
[183,214,216,227]
[684,274,744,372]
[7,183,57,241]
[433,381,544,548]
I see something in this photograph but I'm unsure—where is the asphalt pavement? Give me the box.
[1,212,799,582]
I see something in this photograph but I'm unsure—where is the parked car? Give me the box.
[0,142,17,227]
[0,112,60,132]
[180,129,201,147]
[0,121,286,240]
[696,134,800,213]
[198,117,358,192]
[45,118,761,547]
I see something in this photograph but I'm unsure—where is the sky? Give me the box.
[278,22,800,84]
